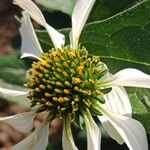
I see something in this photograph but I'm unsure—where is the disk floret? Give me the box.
[26,47,110,118]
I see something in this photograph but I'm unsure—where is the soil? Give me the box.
[0,0,20,55]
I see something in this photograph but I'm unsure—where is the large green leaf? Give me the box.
[88,0,141,22]
[37,0,150,69]
[81,0,150,66]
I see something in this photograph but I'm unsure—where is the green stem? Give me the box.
[63,114,74,141]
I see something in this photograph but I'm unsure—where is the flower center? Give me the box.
[26,47,111,118]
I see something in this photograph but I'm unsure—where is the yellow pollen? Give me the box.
[51,51,57,57]
[31,70,37,75]
[54,56,59,62]
[41,60,47,65]
[63,62,69,67]
[56,51,62,57]
[58,97,65,103]
[72,77,81,84]
[78,65,84,74]
[68,51,76,58]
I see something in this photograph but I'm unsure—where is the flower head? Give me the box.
[0,0,150,150]
[26,47,109,119]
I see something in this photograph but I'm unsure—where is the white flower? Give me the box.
[0,0,149,150]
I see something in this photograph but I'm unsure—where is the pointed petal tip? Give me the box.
[20,11,43,59]
[20,53,41,60]
[70,0,96,49]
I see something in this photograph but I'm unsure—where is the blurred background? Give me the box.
[0,0,149,150]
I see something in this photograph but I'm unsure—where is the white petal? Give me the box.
[98,116,124,144]
[20,12,43,60]
[20,53,42,60]
[101,108,148,150]
[11,121,50,150]
[70,0,96,49]
[83,111,101,150]
[104,86,132,117]
[106,68,150,88]
[45,24,65,49]
[0,111,36,133]
[0,87,28,96]
[62,120,78,150]
[13,0,65,49]
[98,86,131,144]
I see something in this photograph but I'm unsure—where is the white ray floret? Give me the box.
[0,111,36,133]
[20,12,43,59]
[83,110,101,150]
[70,0,96,49]
[13,0,65,49]
[105,68,150,88]
[104,86,132,116]
[62,118,78,150]
[99,116,124,144]
[101,108,148,150]
[0,87,28,96]
[98,86,132,144]
[11,121,50,150]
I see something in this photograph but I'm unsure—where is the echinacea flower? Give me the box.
[0,0,150,150]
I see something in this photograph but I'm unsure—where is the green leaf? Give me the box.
[88,0,141,22]
[37,0,150,69]
[0,54,26,85]
[127,88,150,133]
[81,0,150,66]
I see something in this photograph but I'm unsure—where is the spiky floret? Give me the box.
[26,47,110,119]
